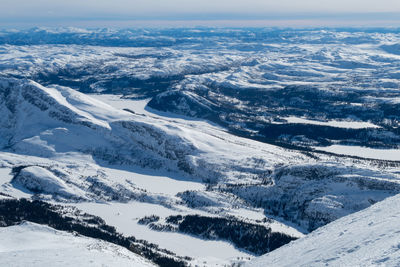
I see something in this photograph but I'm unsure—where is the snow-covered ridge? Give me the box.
[0,77,200,202]
[248,193,400,267]
[0,78,195,172]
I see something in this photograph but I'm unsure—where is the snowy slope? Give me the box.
[248,193,400,267]
[0,77,301,186]
[0,222,154,267]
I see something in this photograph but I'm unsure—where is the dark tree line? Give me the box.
[0,198,187,267]
[158,214,297,255]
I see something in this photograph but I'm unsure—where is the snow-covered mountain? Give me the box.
[1,27,400,266]
[0,77,399,265]
[248,193,400,267]
[1,77,398,223]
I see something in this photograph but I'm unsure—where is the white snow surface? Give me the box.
[75,201,254,266]
[0,222,154,267]
[248,193,400,267]
[315,145,400,161]
[281,116,380,129]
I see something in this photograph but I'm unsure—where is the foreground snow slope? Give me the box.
[248,193,400,267]
[0,222,154,267]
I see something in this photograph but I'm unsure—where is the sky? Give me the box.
[2,0,400,28]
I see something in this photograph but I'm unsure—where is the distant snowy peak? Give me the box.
[248,193,400,267]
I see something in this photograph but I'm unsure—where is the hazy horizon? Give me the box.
[2,0,400,28]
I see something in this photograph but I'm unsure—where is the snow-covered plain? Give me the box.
[0,222,154,267]
[75,201,254,265]
[248,193,400,267]
[281,116,380,129]
[315,145,400,161]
